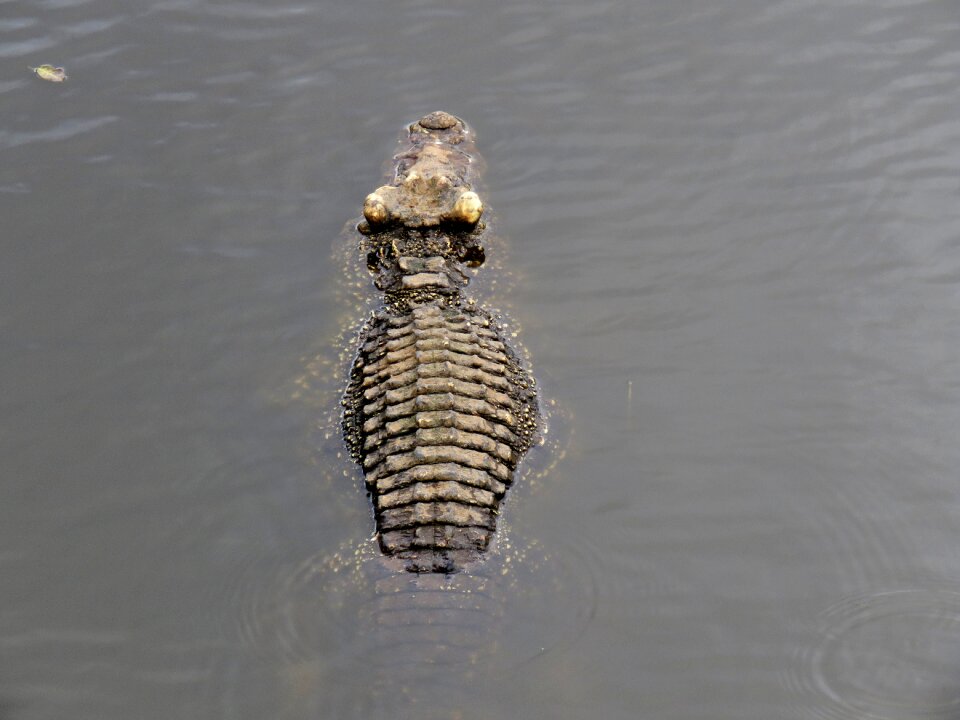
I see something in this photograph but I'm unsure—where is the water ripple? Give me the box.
[38,0,98,8]
[0,18,38,32]
[0,36,56,58]
[0,117,118,150]
[787,586,960,720]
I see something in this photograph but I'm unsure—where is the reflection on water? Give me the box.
[3,0,960,718]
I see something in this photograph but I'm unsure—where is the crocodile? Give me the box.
[341,111,540,574]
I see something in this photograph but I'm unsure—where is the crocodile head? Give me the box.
[361,111,484,231]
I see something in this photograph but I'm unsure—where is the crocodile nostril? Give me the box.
[418,111,459,130]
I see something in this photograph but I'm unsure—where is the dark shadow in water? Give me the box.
[0,697,22,720]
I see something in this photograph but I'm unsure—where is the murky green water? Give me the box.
[3,1,960,718]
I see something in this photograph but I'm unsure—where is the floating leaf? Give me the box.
[29,64,68,82]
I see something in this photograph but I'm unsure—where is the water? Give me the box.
[3,0,960,718]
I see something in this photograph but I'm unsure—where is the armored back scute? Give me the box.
[342,112,539,573]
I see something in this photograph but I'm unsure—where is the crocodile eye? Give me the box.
[363,191,390,225]
[448,191,483,225]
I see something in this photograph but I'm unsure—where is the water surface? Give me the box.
[3,1,960,718]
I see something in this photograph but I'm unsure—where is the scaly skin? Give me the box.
[342,112,539,573]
